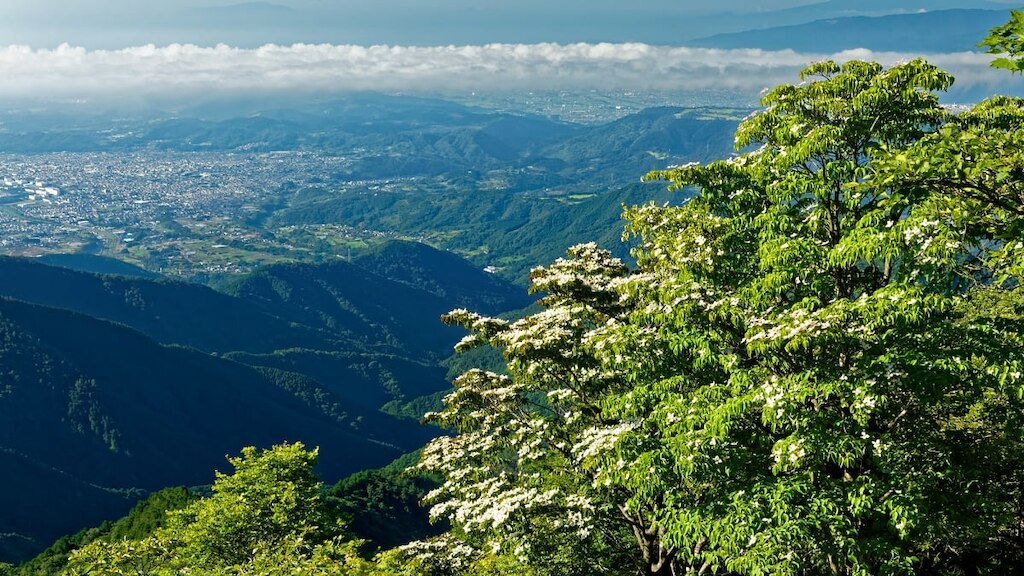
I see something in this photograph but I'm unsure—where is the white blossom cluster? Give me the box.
[851,384,879,416]
[395,534,478,571]
[772,438,807,467]
[430,477,560,531]
[572,422,637,462]
[444,308,510,340]
[498,306,580,357]
[759,376,788,421]
[530,242,628,296]
[745,307,835,347]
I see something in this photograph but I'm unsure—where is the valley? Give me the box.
[0,100,742,284]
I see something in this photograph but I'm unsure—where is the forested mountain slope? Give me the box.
[0,297,431,562]
[0,240,530,563]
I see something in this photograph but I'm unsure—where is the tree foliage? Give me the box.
[63,443,375,576]
[980,9,1024,73]
[414,57,1024,576]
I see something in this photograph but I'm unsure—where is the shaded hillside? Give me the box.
[0,297,431,562]
[222,260,463,358]
[35,254,161,279]
[0,257,337,354]
[0,255,466,411]
[353,240,533,314]
[0,449,140,565]
[11,486,194,576]
[225,348,450,413]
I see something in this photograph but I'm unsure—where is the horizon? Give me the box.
[0,1,1022,111]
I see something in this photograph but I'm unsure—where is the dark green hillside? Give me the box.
[0,450,140,565]
[0,257,337,354]
[0,297,428,561]
[226,348,449,413]
[328,458,443,552]
[537,107,741,184]
[10,486,193,576]
[222,260,462,358]
[35,254,161,279]
[0,256,462,414]
[353,240,533,314]
[273,183,688,284]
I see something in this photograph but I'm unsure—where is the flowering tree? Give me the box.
[406,243,643,575]
[412,58,1024,576]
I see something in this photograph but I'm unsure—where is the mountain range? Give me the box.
[0,241,528,563]
[688,8,1010,53]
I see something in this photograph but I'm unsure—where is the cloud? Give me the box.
[0,42,1011,103]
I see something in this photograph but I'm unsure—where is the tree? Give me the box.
[63,443,375,576]
[631,58,1024,575]
[980,9,1024,73]
[408,243,641,575]
[167,442,336,567]
[414,57,1024,576]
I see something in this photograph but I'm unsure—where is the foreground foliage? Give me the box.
[14,487,193,576]
[63,443,376,576]
[413,55,1024,576]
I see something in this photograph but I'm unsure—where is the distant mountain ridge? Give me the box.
[0,256,337,354]
[688,9,1009,53]
[35,254,161,279]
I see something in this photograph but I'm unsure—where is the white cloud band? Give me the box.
[0,42,1010,102]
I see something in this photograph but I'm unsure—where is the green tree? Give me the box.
[980,9,1024,73]
[167,442,336,567]
[64,443,375,576]
[415,58,1024,576]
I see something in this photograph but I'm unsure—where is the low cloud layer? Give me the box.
[0,42,1012,103]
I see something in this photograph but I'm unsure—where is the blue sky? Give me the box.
[2,0,1018,48]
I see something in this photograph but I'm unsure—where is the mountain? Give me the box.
[0,297,432,562]
[35,254,161,279]
[537,107,742,185]
[221,259,463,358]
[223,348,450,413]
[265,106,739,282]
[353,240,534,315]
[689,9,1009,53]
[682,1,1013,40]
[0,253,505,409]
[0,257,337,354]
[0,244,533,562]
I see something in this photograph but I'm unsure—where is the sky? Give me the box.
[0,1,828,48]
[0,0,1019,107]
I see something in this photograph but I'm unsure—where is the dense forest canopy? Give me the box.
[411,30,1024,576]
[10,11,1024,576]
